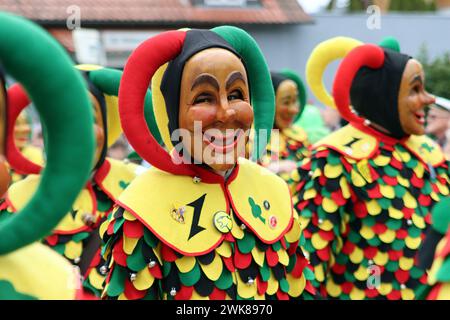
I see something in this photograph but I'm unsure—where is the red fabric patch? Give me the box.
[265,247,279,267]
[175,285,194,300]
[291,254,308,278]
[383,175,398,186]
[354,201,368,218]
[342,241,355,255]
[319,175,327,186]
[209,287,226,300]
[367,184,382,198]
[149,264,163,279]
[396,229,408,240]
[427,284,442,300]
[257,276,268,296]
[89,249,102,268]
[363,246,378,259]
[418,194,431,206]
[388,250,403,261]
[365,288,379,298]
[411,174,424,188]
[331,264,346,275]
[402,207,414,220]
[124,279,147,300]
[305,280,316,295]
[280,237,287,250]
[313,194,323,206]
[107,220,115,235]
[287,240,299,256]
[234,248,252,269]
[386,290,401,300]
[315,149,330,159]
[223,256,236,272]
[45,234,59,246]
[331,191,346,206]
[316,248,330,261]
[123,220,144,239]
[276,290,289,300]
[112,239,128,266]
[341,282,353,294]
[373,223,388,235]
[390,158,403,170]
[394,269,409,284]
[161,245,178,262]
[318,230,334,242]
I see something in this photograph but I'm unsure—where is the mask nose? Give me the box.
[216,98,237,123]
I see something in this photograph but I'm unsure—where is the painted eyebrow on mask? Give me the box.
[410,74,423,85]
[226,71,246,91]
[191,74,220,91]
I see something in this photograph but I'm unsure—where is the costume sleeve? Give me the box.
[291,148,351,295]
[100,206,163,300]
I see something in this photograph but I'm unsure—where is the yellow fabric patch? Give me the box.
[88,269,105,290]
[236,271,257,299]
[283,125,307,143]
[326,279,342,298]
[123,235,139,255]
[349,247,364,264]
[403,192,418,209]
[175,256,196,273]
[401,288,415,300]
[373,251,389,266]
[311,233,328,250]
[251,247,265,267]
[354,265,369,281]
[388,207,403,219]
[405,236,422,250]
[356,159,373,183]
[322,197,338,213]
[412,214,425,229]
[367,200,382,215]
[266,271,279,296]
[399,257,414,270]
[0,243,77,300]
[65,241,83,260]
[199,253,223,281]
[228,158,293,243]
[104,95,122,147]
[380,185,395,199]
[349,287,365,300]
[351,169,366,187]
[285,219,302,243]
[286,273,306,298]
[404,134,445,167]
[216,241,232,258]
[360,225,375,239]
[324,163,342,179]
[313,124,378,160]
[340,177,351,199]
[436,283,450,300]
[373,155,391,167]
[123,210,137,221]
[151,63,173,151]
[119,168,226,255]
[379,283,393,295]
[379,229,396,243]
[304,188,317,200]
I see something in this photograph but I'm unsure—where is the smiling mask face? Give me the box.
[178,48,253,173]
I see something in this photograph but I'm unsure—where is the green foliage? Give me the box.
[418,45,450,99]
[338,0,436,12]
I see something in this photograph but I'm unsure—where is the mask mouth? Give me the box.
[414,110,426,125]
[202,128,244,154]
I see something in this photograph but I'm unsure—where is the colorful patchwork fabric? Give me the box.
[292,124,450,300]
[4,158,136,297]
[100,158,317,300]
[423,230,450,299]
[260,125,310,183]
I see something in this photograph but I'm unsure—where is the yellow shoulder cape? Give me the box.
[118,158,293,256]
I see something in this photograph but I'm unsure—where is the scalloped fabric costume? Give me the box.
[259,70,310,183]
[100,27,317,300]
[1,66,148,297]
[0,13,95,299]
[292,39,450,300]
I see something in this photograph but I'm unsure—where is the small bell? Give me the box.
[148,260,156,268]
[364,119,371,126]
[247,277,255,285]
[240,224,247,230]
[308,170,313,177]
[74,257,81,264]
[100,265,108,275]
[130,273,137,281]
[170,287,177,296]
[407,219,413,226]
[193,176,201,184]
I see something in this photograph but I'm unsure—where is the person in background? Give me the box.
[425,105,450,147]
[295,104,331,145]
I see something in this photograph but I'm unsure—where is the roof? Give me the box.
[0,0,312,26]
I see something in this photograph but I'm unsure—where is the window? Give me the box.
[192,0,261,8]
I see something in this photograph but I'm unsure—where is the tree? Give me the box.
[328,0,437,12]
[418,45,450,99]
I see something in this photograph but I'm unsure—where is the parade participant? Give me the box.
[100,26,317,300]
[258,70,310,182]
[417,197,450,300]
[2,65,159,297]
[9,110,44,183]
[0,12,95,299]
[293,38,449,299]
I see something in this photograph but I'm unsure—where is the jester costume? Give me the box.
[100,27,316,300]
[259,70,310,183]
[292,38,450,299]
[1,65,150,297]
[0,13,95,299]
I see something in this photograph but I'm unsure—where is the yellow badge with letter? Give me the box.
[403,134,445,167]
[227,158,293,243]
[118,168,227,255]
[314,125,378,160]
